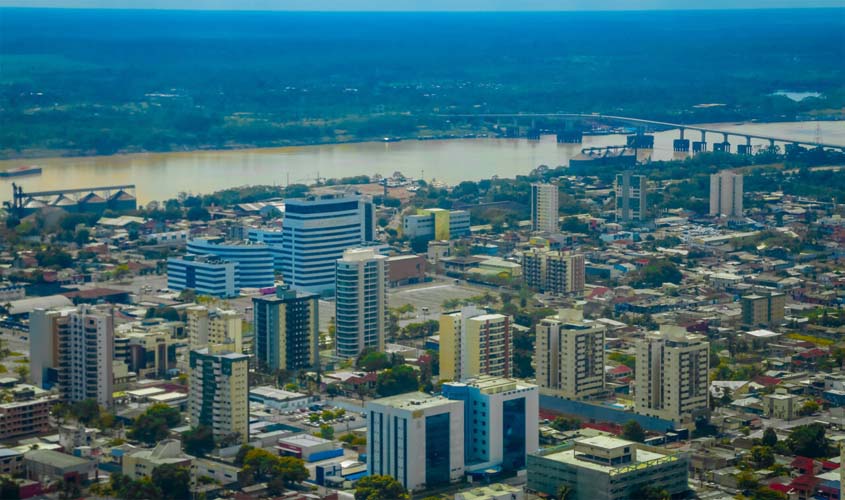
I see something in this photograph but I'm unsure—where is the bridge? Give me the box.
[439,112,845,153]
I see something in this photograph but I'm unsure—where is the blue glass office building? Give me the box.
[279,194,375,295]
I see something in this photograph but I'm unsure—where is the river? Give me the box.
[1,121,843,204]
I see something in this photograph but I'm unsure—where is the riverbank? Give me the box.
[2,120,844,205]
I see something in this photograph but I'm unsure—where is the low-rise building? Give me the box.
[277,434,343,462]
[0,398,52,440]
[527,436,690,500]
[122,439,193,480]
[763,390,799,420]
[455,483,524,500]
[24,449,95,483]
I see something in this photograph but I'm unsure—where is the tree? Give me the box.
[762,428,778,447]
[241,448,308,487]
[629,485,668,500]
[182,425,215,457]
[0,476,19,500]
[151,464,191,500]
[376,365,419,397]
[621,420,646,443]
[550,417,581,432]
[129,403,182,444]
[354,474,409,500]
[736,470,760,491]
[357,349,391,372]
[234,444,255,466]
[13,365,28,382]
[326,383,342,398]
[633,259,683,288]
[749,445,775,468]
[318,424,335,440]
[787,423,830,458]
[750,486,788,500]
[186,205,210,221]
[798,399,820,416]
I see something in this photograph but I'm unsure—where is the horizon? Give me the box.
[1,0,844,11]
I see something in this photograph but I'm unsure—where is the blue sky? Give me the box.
[1,0,843,10]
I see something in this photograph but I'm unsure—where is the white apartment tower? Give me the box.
[614,171,647,222]
[189,346,249,444]
[530,183,559,233]
[335,247,389,359]
[535,309,606,399]
[186,305,243,353]
[635,325,710,425]
[709,170,743,218]
[521,248,585,295]
[56,306,115,407]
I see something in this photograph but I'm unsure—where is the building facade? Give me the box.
[635,325,709,426]
[335,248,388,359]
[527,436,690,500]
[186,305,243,353]
[709,170,744,218]
[741,292,786,327]
[535,309,606,400]
[166,255,238,298]
[521,249,585,295]
[56,306,114,407]
[402,209,471,240]
[186,239,275,289]
[614,171,647,223]
[439,307,513,382]
[29,307,77,389]
[246,227,285,270]
[280,194,375,294]
[441,377,539,472]
[189,347,249,444]
[530,183,559,233]
[252,287,320,372]
[366,392,465,492]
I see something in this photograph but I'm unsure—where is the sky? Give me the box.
[1,0,844,10]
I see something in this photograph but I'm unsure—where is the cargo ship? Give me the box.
[0,165,42,178]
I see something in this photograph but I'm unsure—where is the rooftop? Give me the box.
[24,449,92,468]
[368,392,458,412]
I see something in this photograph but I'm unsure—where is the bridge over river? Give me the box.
[440,112,845,154]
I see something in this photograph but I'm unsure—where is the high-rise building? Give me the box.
[530,183,559,233]
[366,392,465,492]
[186,239,275,289]
[29,307,77,389]
[335,248,388,359]
[189,346,249,444]
[535,309,606,400]
[166,255,238,298]
[402,209,471,240]
[441,376,539,472]
[252,287,320,372]
[280,193,376,294]
[709,170,743,218]
[614,171,647,222]
[55,306,115,407]
[439,307,513,382]
[521,248,585,295]
[741,292,786,327]
[527,436,690,500]
[186,306,243,353]
[635,325,709,426]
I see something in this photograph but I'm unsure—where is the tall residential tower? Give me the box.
[335,248,388,359]
[530,183,559,233]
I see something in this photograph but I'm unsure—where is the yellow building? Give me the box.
[186,306,243,353]
[420,208,451,241]
[440,307,513,382]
